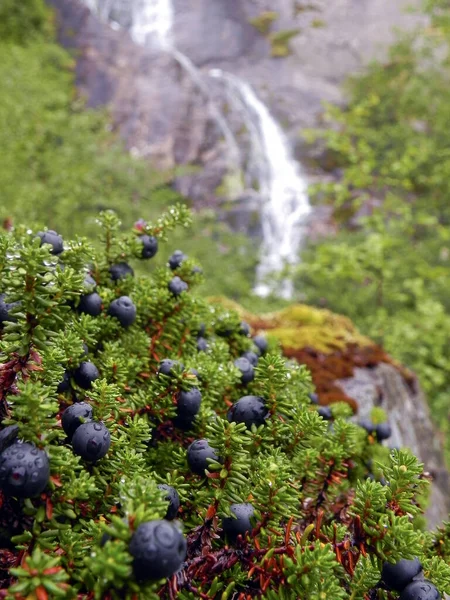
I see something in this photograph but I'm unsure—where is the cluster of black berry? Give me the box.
[61,402,110,462]
[381,558,440,599]
[359,418,392,442]
[0,427,50,498]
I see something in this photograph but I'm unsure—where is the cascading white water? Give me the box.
[210,70,311,298]
[128,0,174,48]
[83,0,311,298]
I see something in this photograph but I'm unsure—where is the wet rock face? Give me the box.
[48,0,424,216]
[173,0,263,66]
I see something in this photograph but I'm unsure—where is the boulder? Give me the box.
[209,297,450,528]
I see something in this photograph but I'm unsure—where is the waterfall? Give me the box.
[82,0,311,299]
[210,70,311,298]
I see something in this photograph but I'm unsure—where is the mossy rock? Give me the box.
[208,297,372,353]
[208,297,410,412]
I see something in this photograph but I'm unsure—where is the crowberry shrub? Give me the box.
[0,207,449,599]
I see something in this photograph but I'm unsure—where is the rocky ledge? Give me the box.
[210,298,450,529]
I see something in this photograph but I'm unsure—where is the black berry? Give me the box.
[71,421,110,462]
[0,425,19,454]
[109,262,134,282]
[308,392,319,405]
[234,357,255,385]
[157,484,181,520]
[239,322,251,336]
[168,250,186,270]
[381,558,423,592]
[129,520,186,581]
[0,294,18,325]
[139,235,158,259]
[242,351,259,366]
[195,323,206,337]
[399,581,440,600]
[62,402,93,440]
[318,406,333,421]
[0,441,50,498]
[359,419,376,434]
[172,414,196,431]
[197,337,209,352]
[168,276,188,296]
[187,439,219,476]
[376,422,392,441]
[227,396,267,429]
[191,265,203,275]
[216,321,234,337]
[108,296,137,327]
[78,292,102,316]
[57,370,71,393]
[158,359,183,377]
[37,230,64,255]
[253,335,268,355]
[73,361,99,389]
[176,388,202,425]
[222,503,254,544]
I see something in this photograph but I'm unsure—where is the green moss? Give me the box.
[249,11,278,35]
[269,29,301,58]
[208,298,373,353]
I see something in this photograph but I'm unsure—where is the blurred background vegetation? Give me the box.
[0,0,259,302]
[297,0,450,456]
[1,1,449,455]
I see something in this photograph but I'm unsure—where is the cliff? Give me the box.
[48,0,424,218]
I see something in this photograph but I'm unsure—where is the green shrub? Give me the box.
[0,210,449,598]
[0,0,52,44]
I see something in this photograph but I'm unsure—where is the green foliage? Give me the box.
[0,40,177,239]
[0,0,52,44]
[0,20,259,302]
[299,1,450,462]
[0,211,448,598]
